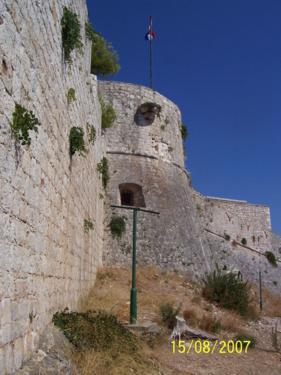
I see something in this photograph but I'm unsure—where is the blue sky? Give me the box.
[87,0,281,234]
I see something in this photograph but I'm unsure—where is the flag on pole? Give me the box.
[145,16,156,40]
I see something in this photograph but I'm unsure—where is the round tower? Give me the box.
[98,81,212,278]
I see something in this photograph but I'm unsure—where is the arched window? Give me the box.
[134,102,161,126]
[119,183,146,207]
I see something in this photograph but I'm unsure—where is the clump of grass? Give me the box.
[202,265,250,316]
[160,302,180,329]
[67,88,76,104]
[84,219,94,233]
[53,310,138,353]
[224,233,230,241]
[234,333,256,349]
[109,216,126,239]
[265,251,278,267]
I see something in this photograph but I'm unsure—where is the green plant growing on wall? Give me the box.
[69,127,87,157]
[97,157,109,188]
[61,7,83,63]
[10,103,40,146]
[265,251,278,267]
[100,99,116,130]
[109,216,126,239]
[67,88,76,104]
[85,22,120,76]
[84,219,94,233]
[241,238,247,245]
[224,233,231,241]
[87,123,96,144]
[180,122,188,140]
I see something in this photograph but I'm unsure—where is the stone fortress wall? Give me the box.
[0,1,105,372]
[99,80,281,295]
[98,81,213,278]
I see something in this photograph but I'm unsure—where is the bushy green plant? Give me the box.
[180,123,188,140]
[234,333,256,348]
[109,216,126,239]
[67,88,76,104]
[241,238,247,245]
[69,127,87,157]
[100,99,116,130]
[52,310,138,352]
[10,103,40,146]
[160,302,180,329]
[224,233,231,241]
[97,157,109,188]
[86,22,120,76]
[84,219,94,233]
[87,123,96,144]
[202,265,250,316]
[61,7,83,63]
[265,251,278,267]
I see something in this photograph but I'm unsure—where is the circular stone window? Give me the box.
[134,102,161,126]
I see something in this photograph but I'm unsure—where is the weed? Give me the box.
[61,7,83,63]
[160,302,180,329]
[109,216,126,239]
[67,88,76,104]
[202,265,250,316]
[265,251,278,267]
[69,127,87,157]
[100,99,116,130]
[234,333,256,348]
[11,103,40,146]
[241,238,247,245]
[84,219,94,233]
[180,123,188,140]
[97,157,109,188]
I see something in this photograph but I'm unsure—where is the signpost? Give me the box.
[111,205,160,323]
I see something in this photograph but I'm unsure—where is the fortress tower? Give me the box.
[98,81,213,277]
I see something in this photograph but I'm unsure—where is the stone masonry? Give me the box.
[0,1,105,372]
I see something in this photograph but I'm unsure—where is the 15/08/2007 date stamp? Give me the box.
[171,340,251,354]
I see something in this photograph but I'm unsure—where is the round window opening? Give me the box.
[134,102,161,126]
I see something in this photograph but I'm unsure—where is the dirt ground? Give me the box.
[79,266,281,375]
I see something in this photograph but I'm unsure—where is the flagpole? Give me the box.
[149,34,152,89]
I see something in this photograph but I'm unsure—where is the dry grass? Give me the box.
[262,289,281,317]
[73,348,162,375]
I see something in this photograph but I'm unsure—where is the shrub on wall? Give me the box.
[87,123,96,145]
[85,22,120,76]
[224,233,231,241]
[100,99,116,130]
[180,123,188,140]
[84,219,94,233]
[241,238,247,245]
[265,251,278,267]
[67,88,76,104]
[109,216,126,239]
[10,103,40,146]
[97,157,109,188]
[69,127,87,157]
[61,7,83,63]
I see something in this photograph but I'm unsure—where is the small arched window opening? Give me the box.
[134,102,161,126]
[119,183,146,207]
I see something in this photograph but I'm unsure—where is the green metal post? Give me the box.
[130,208,138,323]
